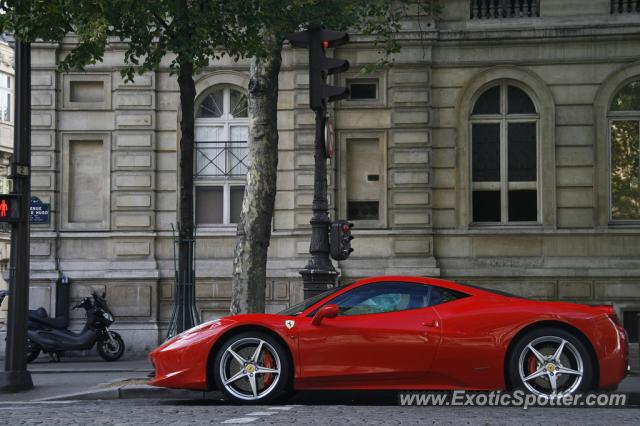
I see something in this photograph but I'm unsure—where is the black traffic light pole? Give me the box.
[0,34,34,392]
[300,107,338,298]
[286,27,350,298]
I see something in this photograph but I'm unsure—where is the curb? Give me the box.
[38,384,222,402]
[37,387,121,401]
[120,385,214,400]
[29,369,154,374]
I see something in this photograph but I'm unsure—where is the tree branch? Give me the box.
[152,10,173,36]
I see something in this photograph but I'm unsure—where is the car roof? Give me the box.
[300,275,492,316]
[353,275,488,295]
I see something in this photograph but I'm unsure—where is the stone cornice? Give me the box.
[29,19,640,52]
[438,22,640,43]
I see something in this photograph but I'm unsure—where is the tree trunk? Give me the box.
[176,61,197,331]
[231,38,282,314]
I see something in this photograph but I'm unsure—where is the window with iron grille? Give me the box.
[194,86,249,225]
[470,82,540,224]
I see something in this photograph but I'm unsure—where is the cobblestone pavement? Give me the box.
[0,400,639,425]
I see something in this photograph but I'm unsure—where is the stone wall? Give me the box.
[430,11,640,320]
[2,1,640,355]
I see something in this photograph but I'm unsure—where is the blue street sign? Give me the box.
[30,196,50,224]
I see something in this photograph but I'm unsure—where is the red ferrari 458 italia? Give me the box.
[149,276,629,403]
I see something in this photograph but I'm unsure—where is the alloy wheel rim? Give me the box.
[518,335,584,398]
[102,336,121,356]
[219,337,281,401]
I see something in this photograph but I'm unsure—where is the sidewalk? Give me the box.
[0,356,157,402]
[28,356,153,374]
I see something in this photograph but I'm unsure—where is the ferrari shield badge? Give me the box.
[285,320,295,329]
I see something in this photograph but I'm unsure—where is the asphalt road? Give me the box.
[0,399,639,425]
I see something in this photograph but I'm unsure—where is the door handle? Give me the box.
[422,319,439,328]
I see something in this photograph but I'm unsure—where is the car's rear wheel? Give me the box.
[213,331,291,404]
[508,327,595,398]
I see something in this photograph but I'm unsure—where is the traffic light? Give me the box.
[0,194,20,223]
[330,220,354,261]
[286,27,350,111]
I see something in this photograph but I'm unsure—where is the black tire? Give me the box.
[26,338,40,363]
[97,331,125,361]
[213,331,292,404]
[507,327,595,397]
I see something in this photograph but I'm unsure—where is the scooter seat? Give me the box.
[28,308,69,329]
[29,307,49,318]
[36,316,69,329]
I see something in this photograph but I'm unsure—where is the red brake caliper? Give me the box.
[527,354,538,377]
[262,351,274,387]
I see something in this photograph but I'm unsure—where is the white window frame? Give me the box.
[608,113,640,223]
[194,85,248,227]
[470,82,541,225]
[0,73,11,123]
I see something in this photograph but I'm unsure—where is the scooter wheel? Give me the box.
[26,338,40,363]
[97,331,125,361]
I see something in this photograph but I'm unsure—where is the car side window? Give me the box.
[327,282,432,316]
[429,286,466,307]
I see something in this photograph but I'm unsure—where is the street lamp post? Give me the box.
[0,34,34,392]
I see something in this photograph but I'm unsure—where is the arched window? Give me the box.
[609,80,640,221]
[470,82,539,224]
[194,86,249,225]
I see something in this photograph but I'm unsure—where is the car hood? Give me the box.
[153,313,290,352]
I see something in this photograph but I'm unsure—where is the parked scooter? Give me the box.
[28,291,125,362]
[28,275,70,331]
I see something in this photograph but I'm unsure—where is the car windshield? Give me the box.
[277,286,345,316]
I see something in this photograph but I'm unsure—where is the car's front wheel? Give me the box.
[508,327,595,398]
[213,331,291,404]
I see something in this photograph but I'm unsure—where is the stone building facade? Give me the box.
[2,0,640,353]
[0,38,14,323]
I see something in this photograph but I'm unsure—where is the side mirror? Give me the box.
[311,304,339,326]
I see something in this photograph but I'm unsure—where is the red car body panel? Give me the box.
[148,276,628,392]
